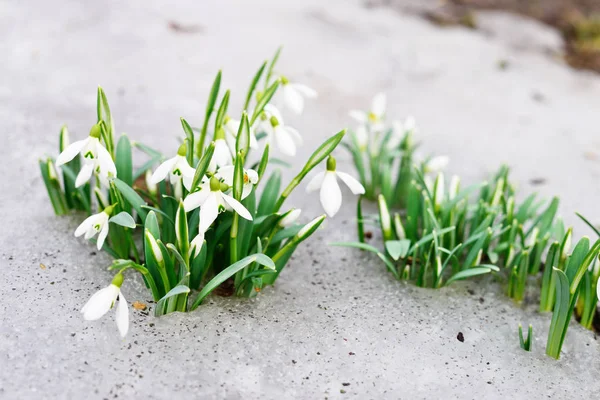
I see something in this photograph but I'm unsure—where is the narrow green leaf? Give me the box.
[445,267,493,286]
[114,178,147,220]
[244,61,267,110]
[115,134,133,186]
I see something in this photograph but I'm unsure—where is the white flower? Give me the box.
[149,143,195,191]
[279,76,317,115]
[75,209,110,250]
[183,177,253,234]
[388,116,416,150]
[354,125,369,152]
[223,116,259,153]
[189,230,205,258]
[261,104,302,157]
[210,138,233,171]
[279,208,301,228]
[449,175,460,200]
[81,274,129,337]
[56,124,117,188]
[306,156,365,217]
[423,156,449,174]
[349,93,386,133]
[216,165,259,200]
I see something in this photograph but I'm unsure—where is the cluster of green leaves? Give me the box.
[336,166,562,290]
[544,233,600,358]
[41,52,343,316]
[344,125,417,206]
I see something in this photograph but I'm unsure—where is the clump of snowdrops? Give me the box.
[39,49,364,337]
[340,96,600,360]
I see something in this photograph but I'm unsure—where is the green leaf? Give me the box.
[114,178,147,220]
[109,212,136,229]
[357,196,365,243]
[445,267,494,286]
[97,87,115,154]
[385,239,411,261]
[576,212,600,237]
[235,112,250,155]
[214,90,231,133]
[197,70,222,156]
[155,284,190,317]
[39,159,69,215]
[257,170,281,216]
[251,80,280,125]
[190,142,215,192]
[244,60,267,110]
[191,254,273,309]
[175,200,189,259]
[546,268,571,359]
[256,144,270,182]
[265,46,282,88]
[144,211,160,239]
[115,135,133,186]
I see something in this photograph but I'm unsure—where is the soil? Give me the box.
[425,0,600,72]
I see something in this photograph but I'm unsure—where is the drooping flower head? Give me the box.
[56,123,117,187]
[81,273,129,337]
[278,75,318,115]
[149,142,195,191]
[184,176,253,237]
[74,204,115,250]
[306,156,365,217]
[258,104,302,157]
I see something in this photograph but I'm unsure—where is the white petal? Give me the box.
[81,285,119,321]
[180,163,196,191]
[292,83,317,98]
[348,110,367,123]
[216,165,235,186]
[115,292,129,338]
[150,157,177,185]
[264,104,283,122]
[56,138,89,166]
[190,231,205,258]
[372,93,386,117]
[283,85,304,115]
[274,126,296,156]
[426,156,449,173]
[75,162,94,188]
[336,171,366,195]
[96,220,109,250]
[224,129,237,155]
[75,214,99,237]
[320,172,342,217]
[97,144,117,178]
[221,193,253,221]
[306,171,325,193]
[246,169,258,184]
[214,139,233,167]
[199,193,220,233]
[183,188,210,212]
[285,126,303,145]
[249,129,259,149]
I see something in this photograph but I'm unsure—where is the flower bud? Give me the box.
[378,195,392,240]
[145,169,157,195]
[297,215,326,239]
[279,209,301,228]
[89,123,102,139]
[145,229,164,263]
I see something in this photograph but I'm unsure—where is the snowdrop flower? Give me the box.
[216,165,258,200]
[183,177,253,234]
[388,116,416,150]
[349,93,386,133]
[209,129,234,171]
[81,273,129,337]
[354,125,369,152]
[279,208,301,228]
[74,205,114,250]
[260,104,302,157]
[306,156,365,217]
[149,142,195,190]
[423,155,449,174]
[223,116,258,153]
[56,123,117,188]
[279,76,318,115]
